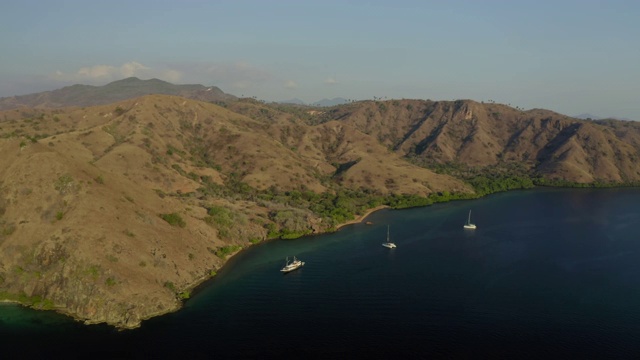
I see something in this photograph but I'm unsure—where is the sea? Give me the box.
[3,188,640,359]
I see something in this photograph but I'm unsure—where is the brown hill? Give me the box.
[320,99,640,183]
[1,94,639,329]
[0,95,470,328]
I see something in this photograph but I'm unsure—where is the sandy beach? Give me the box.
[335,205,390,230]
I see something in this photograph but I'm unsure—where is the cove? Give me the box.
[3,188,640,358]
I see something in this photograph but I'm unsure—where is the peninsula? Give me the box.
[1,79,640,328]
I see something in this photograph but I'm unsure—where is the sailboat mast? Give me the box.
[387,225,390,242]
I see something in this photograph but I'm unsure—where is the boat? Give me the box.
[382,225,396,248]
[280,256,305,273]
[463,210,477,229]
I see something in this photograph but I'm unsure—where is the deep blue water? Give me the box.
[3,188,640,358]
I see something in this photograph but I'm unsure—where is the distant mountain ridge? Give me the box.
[278,98,306,105]
[312,97,349,107]
[574,113,634,121]
[278,97,349,107]
[313,99,640,184]
[0,77,236,110]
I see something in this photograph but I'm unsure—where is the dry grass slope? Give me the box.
[1,93,639,328]
[323,99,640,183]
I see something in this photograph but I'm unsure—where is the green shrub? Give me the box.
[213,245,241,259]
[54,174,74,194]
[2,223,16,236]
[171,164,186,176]
[160,213,186,227]
[164,281,176,292]
[205,205,233,227]
[85,265,101,279]
[187,172,199,181]
[249,237,261,244]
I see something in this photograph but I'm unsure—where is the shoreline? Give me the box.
[1,205,393,329]
[7,187,637,329]
[186,205,390,307]
[335,205,390,230]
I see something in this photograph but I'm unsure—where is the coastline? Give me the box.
[8,187,639,329]
[335,205,389,230]
[185,205,390,308]
[0,205,392,329]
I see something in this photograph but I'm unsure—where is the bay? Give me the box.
[3,188,640,358]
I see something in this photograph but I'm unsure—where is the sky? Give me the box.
[1,0,639,119]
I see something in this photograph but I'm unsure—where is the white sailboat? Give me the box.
[463,210,477,229]
[280,256,305,273]
[382,225,396,248]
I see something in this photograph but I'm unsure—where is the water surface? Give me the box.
[3,188,640,358]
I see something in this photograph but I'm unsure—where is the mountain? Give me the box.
[277,97,349,107]
[2,93,640,329]
[574,113,600,120]
[312,97,349,107]
[575,113,634,121]
[0,77,236,110]
[0,95,470,329]
[317,99,640,183]
[278,98,306,105]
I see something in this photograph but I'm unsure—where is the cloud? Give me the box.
[284,80,298,89]
[324,77,338,85]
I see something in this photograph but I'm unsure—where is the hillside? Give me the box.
[0,95,470,328]
[1,92,640,329]
[0,77,236,110]
[317,99,640,183]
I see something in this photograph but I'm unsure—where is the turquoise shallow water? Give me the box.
[3,188,640,358]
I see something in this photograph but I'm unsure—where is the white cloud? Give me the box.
[284,80,298,89]
[52,61,152,82]
[324,77,338,85]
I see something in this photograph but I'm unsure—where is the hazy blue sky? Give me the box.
[2,0,639,119]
